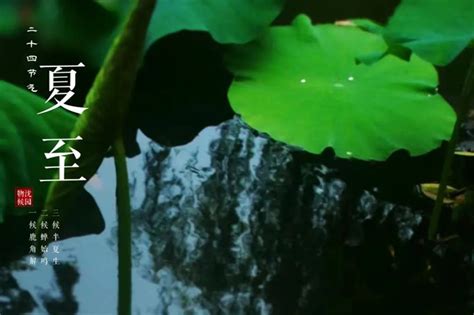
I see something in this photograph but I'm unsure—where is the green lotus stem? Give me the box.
[429,54,474,240]
[43,0,157,210]
[113,136,132,315]
[37,1,157,314]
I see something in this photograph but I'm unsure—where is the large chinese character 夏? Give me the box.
[40,136,86,182]
[38,63,86,115]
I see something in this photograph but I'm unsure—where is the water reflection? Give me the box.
[2,118,424,314]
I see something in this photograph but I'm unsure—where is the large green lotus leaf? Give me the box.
[32,0,284,66]
[0,1,118,66]
[98,0,284,45]
[0,81,77,223]
[35,0,119,66]
[147,0,284,44]
[225,15,456,161]
[384,0,474,65]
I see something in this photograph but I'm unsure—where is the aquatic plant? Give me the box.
[0,0,473,313]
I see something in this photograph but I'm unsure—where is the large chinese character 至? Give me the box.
[38,63,86,115]
[40,136,86,182]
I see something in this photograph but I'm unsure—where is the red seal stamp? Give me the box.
[15,187,33,207]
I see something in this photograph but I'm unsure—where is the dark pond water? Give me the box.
[1,117,473,314]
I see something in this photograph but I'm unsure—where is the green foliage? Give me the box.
[384,0,474,65]
[0,1,20,36]
[100,0,285,44]
[226,15,456,161]
[43,0,156,211]
[0,81,77,223]
[349,19,384,35]
[35,0,119,66]
[25,0,285,67]
[147,0,285,44]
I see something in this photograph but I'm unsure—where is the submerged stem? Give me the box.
[113,136,132,315]
[429,55,474,240]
